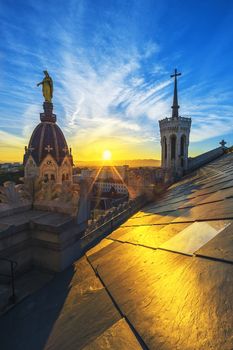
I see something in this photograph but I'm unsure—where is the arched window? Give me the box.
[180,135,186,167]
[180,135,186,156]
[62,174,65,182]
[163,137,167,159]
[66,174,69,180]
[170,135,176,160]
[51,174,55,181]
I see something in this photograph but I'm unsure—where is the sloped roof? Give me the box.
[1,152,233,349]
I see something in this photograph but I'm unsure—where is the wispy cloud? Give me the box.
[0,0,233,162]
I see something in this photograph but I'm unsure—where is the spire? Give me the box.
[170,68,181,119]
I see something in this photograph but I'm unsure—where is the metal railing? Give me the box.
[0,257,18,303]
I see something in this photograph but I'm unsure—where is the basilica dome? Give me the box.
[23,101,73,183]
[24,122,72,166]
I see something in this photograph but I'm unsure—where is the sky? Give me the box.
[0,0,233,163]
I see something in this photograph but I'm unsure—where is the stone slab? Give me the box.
[122,214,168,226]
[171,198,233,223]
[193,180,233,197]
[195,221,233,263]
[108,223,191,249]
[0,256,121,350]
[86,238,115,257]
[82,318,143,350]
[0,210,49,231]
[159,220,231,255]
[87,242,233,350]
[109,225,165,247]
[32,212,73,232]
[155,208,193,224]
[194,198,233,220]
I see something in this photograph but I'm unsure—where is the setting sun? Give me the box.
[102,150,112,161]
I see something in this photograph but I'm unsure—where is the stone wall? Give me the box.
[187,147,226,172]
[0,210,86,274]
[0,195,147,275]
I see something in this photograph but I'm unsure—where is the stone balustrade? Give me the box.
[81,196,147,251]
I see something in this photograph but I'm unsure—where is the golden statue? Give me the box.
[37,71,53,102]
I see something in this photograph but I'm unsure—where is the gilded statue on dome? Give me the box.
[37,71,53,102]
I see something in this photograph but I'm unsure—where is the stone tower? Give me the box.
[159,69,191,176]
[23,101,73,183]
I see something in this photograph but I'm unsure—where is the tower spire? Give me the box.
[170,68,181,119]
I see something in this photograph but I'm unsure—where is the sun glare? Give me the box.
[102,150,112,161]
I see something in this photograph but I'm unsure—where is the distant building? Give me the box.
[94,180,128,195]
[0,163,22,172]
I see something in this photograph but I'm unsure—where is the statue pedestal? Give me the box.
[40,102,56,123]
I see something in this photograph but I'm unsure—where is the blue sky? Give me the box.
[0,0,233,162]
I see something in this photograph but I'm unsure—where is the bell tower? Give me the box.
[159,69,191,176]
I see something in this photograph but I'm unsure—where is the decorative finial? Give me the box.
[220,139,227,148]
[170,68,181,119]
[37,71,53,103]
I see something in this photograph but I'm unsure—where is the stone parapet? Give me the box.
[159,116,191,131]
[0,210,84,274]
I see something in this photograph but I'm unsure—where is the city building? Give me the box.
[94,179,128,194]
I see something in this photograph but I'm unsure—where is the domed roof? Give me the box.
[24,102,73,166]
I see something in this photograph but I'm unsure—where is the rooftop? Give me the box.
[1,151,233,349]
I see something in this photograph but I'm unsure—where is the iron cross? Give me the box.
[219,139,227,147]
[171,68,181,79]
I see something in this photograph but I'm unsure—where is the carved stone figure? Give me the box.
[34,180,80,216]
[0,181,32,212]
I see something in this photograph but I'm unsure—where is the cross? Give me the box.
[45,145,53,153]
[63,147,68,153]
[219,139,227,147]
[170,69,181,119]
[28,146,35,152]
[170,68,181,79]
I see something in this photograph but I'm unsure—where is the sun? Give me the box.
[102,150,112,161]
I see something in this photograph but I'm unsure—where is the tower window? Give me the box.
[180,135,186,157]
[170,135,176,160]
[164,137,167,159]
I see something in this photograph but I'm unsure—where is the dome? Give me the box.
[24,122,72,166]
[24,102,73,167]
